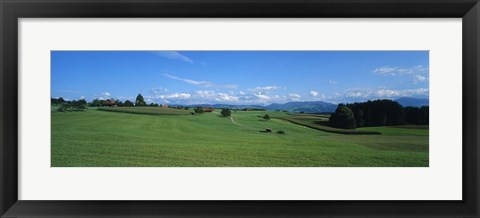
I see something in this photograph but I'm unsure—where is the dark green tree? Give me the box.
[51,97,66,105]
[124,100,134,107]
[221,108,232,117]
[329,106,356,129]
[60,102,73,112]
[263,114,270,120]
[194,106,204,114]
[345,99,408,127]
[135,94,146,106]
[115,100,124,107]
[420,106,429,125]
[90,99,101,107]
[77,99,88,110]
[348,103,366,128]
[404,106,421,124]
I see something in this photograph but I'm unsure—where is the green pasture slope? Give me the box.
[51,108,429,167]
[98,107,191,115]
[273,113,381,135]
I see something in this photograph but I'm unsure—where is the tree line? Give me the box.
[52,93,201,113]
[51,97,88,112]
[329,99,429,129]
[52,94,159,109]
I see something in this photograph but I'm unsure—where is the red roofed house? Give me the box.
[204,107,215,112]
[101,99,117,107]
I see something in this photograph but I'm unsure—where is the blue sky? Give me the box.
[51,51,429,105]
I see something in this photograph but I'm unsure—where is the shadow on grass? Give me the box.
[313,120,330,126]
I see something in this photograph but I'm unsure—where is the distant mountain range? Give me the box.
[188,103,265,109]
[394,97,429,107]
[188,101,337,113]
[264,101,337,113]
[186,97,428,113]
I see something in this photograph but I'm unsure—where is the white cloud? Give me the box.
[341,87,429,101]
[146,93,191,103]
[163,73,238,89]
[328,80,338,85]
[216,93,239,102]
[248,86,281,92]
[101,92,111,97]
[310,91,319,97]
[116,96,134,101]
[153,51,194,63]
[172,93,190,99]
[56,89,81,93]
[194,90,215,99]
[373,65,428,76]
[164,93,191,100]
[253,92,271,101]
[413,75,428,84]
[372,66,397,75]
[95,91,112,100]
[151,88,168,94]
[288,93,301,101]
[174,90,295,105]
[163,73,214,87]
[222,84,240,89]
[194,90,239,102]
[79,96,85,100]
[289,93,301,98]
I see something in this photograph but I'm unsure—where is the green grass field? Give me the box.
[98,106,192,115]
[274,114,381,135]
[51,108,429,167]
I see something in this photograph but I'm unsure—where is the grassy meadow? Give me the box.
[98,106,192,115]
[51,107,429,167]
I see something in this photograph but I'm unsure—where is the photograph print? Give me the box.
[51,51,429,167]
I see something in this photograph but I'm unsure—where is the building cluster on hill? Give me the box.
[51,93,221,113]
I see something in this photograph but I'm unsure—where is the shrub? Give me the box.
[194,107,204,114]
[221,108,231,117]
[277,130,285,134]
[263,114,270,120]
[77,104,88,111]
[72,99,87,111]
[57,104,66,112]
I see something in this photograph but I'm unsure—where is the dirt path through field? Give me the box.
[229,116,257,130]
[212,111,257,130]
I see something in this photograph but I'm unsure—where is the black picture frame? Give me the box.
[1,0,479,217]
